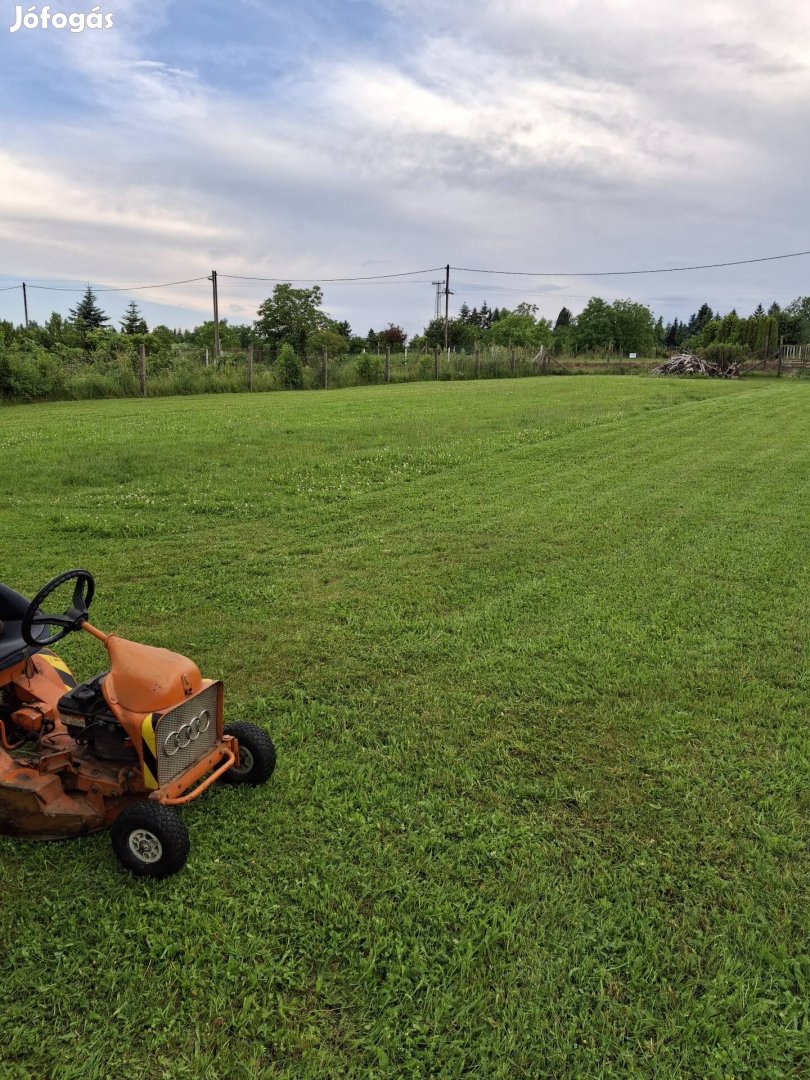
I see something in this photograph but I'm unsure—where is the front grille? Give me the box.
[155,685,219,786]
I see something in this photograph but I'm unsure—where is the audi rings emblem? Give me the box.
[163,709,211,756]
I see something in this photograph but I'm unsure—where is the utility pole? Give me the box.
[22,282,28,329]
[208,270,221,359]
[443,264,452,357]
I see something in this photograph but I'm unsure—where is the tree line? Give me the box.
[2,283,809,401]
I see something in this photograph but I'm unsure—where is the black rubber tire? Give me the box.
[111,802,190,879]
[221,722,276,785]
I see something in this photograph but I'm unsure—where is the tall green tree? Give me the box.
[573,298,614,351]
[664,319,680,348]
[489,309,552,349]
[610,300,657,353]
[778,297,810,344]
[573,298,656,353]
[423,318,475,350]
[254,284,330,355]
[69,286,109,332]
[120,300,148,335]
[554,306,572,330]
[686,303,714,339]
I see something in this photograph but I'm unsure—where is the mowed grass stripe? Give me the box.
[0,377,808,1078]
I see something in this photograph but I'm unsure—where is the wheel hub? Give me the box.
[233,746,254,774]
[128,828,163,864]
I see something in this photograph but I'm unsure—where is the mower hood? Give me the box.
[102,635,203,714]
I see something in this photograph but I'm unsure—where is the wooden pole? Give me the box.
[443,264,450,357]
[474,342,480,379]
[385,345,390,384]
[247,344,254,390]
[209,270,221,359]
[434,346,440,381]
[510,347,516,376]
[322,345,328,389]
[138,343,146,398]
[22,283,29,329]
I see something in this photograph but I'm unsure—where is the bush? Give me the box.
[276,344,303,389]
[302,363,323,390]
[702,342,747,370]
[0,341,66,401]
[356,353,383,385]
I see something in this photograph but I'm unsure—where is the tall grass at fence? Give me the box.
[2,341,798,406]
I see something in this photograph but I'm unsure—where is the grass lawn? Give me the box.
[0,376,808,1078]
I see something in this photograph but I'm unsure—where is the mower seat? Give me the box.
[0,584,49,672]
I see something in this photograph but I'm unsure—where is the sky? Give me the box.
[1,0,809,336]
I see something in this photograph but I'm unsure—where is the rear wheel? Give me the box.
[221,722,276,785]
[111,802,190,878]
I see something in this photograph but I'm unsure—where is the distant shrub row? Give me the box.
[0,340,588,404]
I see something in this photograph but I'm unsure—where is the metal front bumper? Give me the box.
[150,736,236,806]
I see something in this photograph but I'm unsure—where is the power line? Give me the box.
[451,249,810,278]
[6,247,808,297]
[26,276,209,293]
[217,279,438,289]
[219,267,445,283]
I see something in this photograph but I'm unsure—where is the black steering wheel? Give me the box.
[21,569,95,647]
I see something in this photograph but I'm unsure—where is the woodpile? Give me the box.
[651,353,739,378]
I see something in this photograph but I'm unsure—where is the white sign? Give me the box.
[628,352,637,359]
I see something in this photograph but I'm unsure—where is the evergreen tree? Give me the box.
[767,302,781,318]
[69,286,109,331]
[687,303,714,338]
[554,306,572,330]
[120,300,147,335]
[664,318,680,348]
[753,303,765,318]
[458,302,471,322]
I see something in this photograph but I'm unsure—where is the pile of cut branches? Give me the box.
[651,353,739,378]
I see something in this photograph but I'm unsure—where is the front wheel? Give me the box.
[221,722,276,785]
[111,802,190,878]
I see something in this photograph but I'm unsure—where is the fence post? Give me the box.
[322,346,328,389]
[204,347,209,369]
[434,347,439,381]
[385,345,390,384]
[510,347,516,377]
[247,345,254,391]
[474,343,480,379]
[139,343,146,398]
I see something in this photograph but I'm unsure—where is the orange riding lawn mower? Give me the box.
[0,570,275,878]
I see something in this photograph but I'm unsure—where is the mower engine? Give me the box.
[58,675,137,763]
